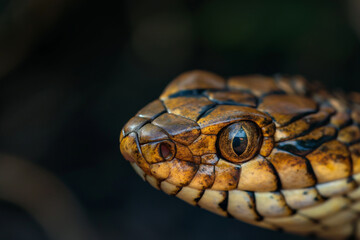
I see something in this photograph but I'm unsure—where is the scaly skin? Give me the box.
[120,70,360,239]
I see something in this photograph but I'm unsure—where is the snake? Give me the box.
[119,70,360,239]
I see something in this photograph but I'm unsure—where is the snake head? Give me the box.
[120,70,285,193]
[120,71,360,236]
[119,70,326,193]
[120,71,347,205]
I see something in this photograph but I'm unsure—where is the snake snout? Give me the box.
[120,127,176,170]
[119,133,139,163]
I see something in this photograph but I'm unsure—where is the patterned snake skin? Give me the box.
[120,70,360,239]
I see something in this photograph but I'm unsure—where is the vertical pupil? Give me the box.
[232,127,248,156]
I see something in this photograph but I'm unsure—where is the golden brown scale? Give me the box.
[120,70,360,239]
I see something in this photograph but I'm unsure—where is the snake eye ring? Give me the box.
[218,121,262,163]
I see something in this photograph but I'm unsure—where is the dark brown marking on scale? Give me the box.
[264,158,282,191]
[195,103,218,121]
[266,149,316,189]
[274,107,334,142]
[167,89,207,99]
[276,126,338,156]
[349,147,355,177]
[218,191,230,214]
[194,189,206,204]
[173,186,183,196]
[248,191,264,221]
[279,190,297,215]
[306,140,352,183]
[205,90,258,108]
[189,164,215,189]
[304,156,319,186]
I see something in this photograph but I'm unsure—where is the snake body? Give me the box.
[120,70,360,239]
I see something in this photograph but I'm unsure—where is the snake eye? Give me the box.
[218,121,262,163]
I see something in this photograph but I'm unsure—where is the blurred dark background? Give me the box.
[0,0,360,239]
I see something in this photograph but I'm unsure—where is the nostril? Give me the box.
[160,142,172,160]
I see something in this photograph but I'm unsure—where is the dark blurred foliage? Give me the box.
[0,0,360,239]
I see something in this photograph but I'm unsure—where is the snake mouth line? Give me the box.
[128,165,283,231]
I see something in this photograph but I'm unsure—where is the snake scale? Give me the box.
[120,70,360,239]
